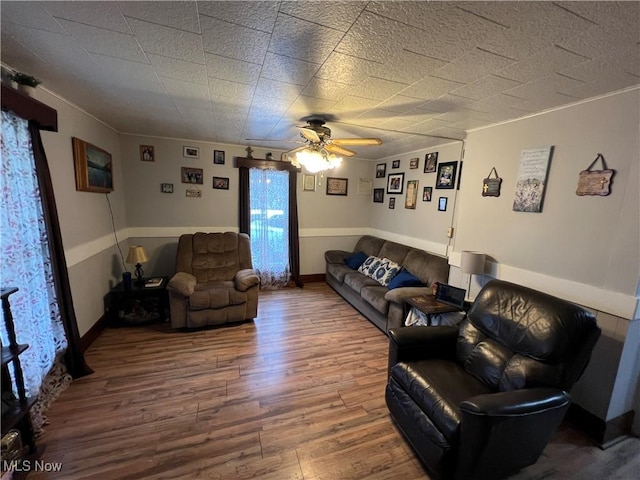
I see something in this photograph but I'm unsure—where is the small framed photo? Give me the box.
[386,172,404,194]
[213,150,225,165]
[389,197,396,209]
[140,145,155,162]
[183,146,199,159]
[409,157,419,169]
[405,180,419,209]
[161,183,173,193]
[326,177,348,196]
[303,174,316,191]
[392,159,400,169]
[424,152,438,173]
[181,167,203,184]
[186,187,202,198]
[435,161,457,189]
[438,197,448,211]
[213,176,230,190]
[373,188,384,203]
[422,186,432,202]
[375,163,386,178]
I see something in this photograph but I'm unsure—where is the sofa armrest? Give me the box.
[234,269,260,292]
[167,272,197,297]
[461,387,570,417]
[325,250,351,264]
[387,326,458,376]
[384,286,432,304]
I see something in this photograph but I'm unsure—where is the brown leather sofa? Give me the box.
[386,279,601,480]
[325,235,449,334]
[167,232,260,329]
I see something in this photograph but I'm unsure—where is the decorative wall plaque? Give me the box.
[482,167,502,197]
[576,154,614,196]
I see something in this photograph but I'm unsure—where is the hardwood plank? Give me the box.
[28,283,639,480]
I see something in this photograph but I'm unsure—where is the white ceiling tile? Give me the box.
[450,75,522,101]
[43,1,131,34]
[433,48,516,84]
[374,49,448,85]
[1,1,67,34]
[255,77,304,101]
[301,77,350,102]
[376,95,427,115]
[353,108,402,127]
[336,10,411,63]
[127,17,204,64]
[285,96,336,120]
[56,18,146,63]
[504,74,584,101]
[261,52,319,86]
[560,73,640,100]
[330,95,381,120]
[401,76,465,102]
[279,1,365,32]
[200,14,269,64]
[352,77,409,101]
[208,78,255,101]
[204,53,261,85]
[314,52,378,86]
[118,1,200,33]
[268,14,343,64]
[147,54,207,84]
[421,94,476,113]
[496,46,590,83]
[198,1,279,33]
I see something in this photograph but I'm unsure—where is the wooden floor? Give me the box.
[30,283,639,479]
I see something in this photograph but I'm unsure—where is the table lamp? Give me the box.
[460,251,486,301]
[126,245,149,283]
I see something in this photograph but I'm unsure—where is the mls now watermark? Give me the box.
[2,459,63,473]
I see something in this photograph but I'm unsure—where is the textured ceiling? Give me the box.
[1,1,639,160]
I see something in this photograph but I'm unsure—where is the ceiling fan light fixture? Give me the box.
[295,148,342,173]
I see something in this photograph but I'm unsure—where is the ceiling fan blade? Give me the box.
[332,137,383,146]
[298,127,321,143]
[325,144,356,157]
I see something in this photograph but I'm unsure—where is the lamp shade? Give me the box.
[460,251,485,275]
[126,245,149,264]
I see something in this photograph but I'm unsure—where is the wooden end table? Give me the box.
[107,276,170,327]
[404,295,466,326]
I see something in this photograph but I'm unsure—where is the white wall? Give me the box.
[449,88,640,424]
[37,88,128,336]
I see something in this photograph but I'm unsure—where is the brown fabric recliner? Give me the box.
[167,232,260,329]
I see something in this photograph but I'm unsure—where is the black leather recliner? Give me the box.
[386,279,601,480]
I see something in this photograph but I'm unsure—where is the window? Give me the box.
[249,168,290,289]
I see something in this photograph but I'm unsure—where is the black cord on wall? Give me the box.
[105,193,127,271]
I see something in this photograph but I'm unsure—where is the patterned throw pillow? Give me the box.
[371,258,402,287]
[358,255,383,276]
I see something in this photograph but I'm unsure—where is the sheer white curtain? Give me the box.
[249,168,290,289]
[0,110,71,431]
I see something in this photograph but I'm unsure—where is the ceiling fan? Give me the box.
[247,116,383,172]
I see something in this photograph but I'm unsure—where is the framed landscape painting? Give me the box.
[72,137,113,193]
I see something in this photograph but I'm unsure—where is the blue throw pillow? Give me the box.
[387,269,424,289]
[344,251,368,270]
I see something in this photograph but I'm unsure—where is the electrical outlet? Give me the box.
[446,227,454,238]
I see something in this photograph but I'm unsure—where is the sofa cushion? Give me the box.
[327,263,353,283]
[402,249,449,286]
[390,359,493,441]
[344,251,369,270]
[358,255,383,276]
[370,258,402,286]
[188,281,246,310]
[344,272,379,294]
[361,285,390,314]
[378,241,412,265]
[388,269,424,289]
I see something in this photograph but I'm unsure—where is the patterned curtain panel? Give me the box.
[249,168,291,290]
[0,110,71,432]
